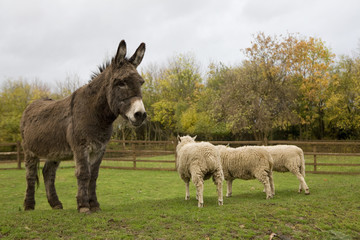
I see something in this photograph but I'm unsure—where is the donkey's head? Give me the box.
[107,40,147,127]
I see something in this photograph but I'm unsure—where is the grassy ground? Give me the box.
[0,162,359,239]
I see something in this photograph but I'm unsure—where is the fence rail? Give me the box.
[1,140,360,174]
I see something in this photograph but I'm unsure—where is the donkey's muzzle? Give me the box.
[125,97,146,127]
[134,111,147,122]
[133,111,147,126]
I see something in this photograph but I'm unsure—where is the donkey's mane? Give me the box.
[90,56,131,81]
[90,59,112,81]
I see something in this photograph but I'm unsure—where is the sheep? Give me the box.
[263,145,310,195]
[176,135,224,207]
[215,145,275,199]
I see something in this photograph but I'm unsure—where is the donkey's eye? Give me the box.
[115,79,126,88]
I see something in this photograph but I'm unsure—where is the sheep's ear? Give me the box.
[177,135,181,142]
[193,135,197,140]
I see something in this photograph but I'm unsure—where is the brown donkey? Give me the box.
[20,40,147,213]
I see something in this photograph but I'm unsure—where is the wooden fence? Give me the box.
[1,140,360,175]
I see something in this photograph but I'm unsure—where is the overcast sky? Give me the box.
[1,0,359,90]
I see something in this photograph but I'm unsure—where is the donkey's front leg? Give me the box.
[74,150,91,213]
[88,149,105,212]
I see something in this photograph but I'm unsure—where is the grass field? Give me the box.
[0,160,359,239]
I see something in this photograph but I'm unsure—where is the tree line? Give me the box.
[1,33,360,142]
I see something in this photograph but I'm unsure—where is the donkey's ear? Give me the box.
[129,42,146,67]
[115,40,127,65]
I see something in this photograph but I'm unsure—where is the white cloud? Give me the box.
[0,0,359,89]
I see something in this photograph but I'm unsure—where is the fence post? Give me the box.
[313,145,317,172]
[174,140,178,170]
[132,142,136,169]
[17,141,21,169]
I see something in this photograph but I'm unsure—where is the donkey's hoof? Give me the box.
[90,206,101,212]
[24,206,35,211]
[79,207,91,214]
[52,204,63,210]
[24,200,35,211]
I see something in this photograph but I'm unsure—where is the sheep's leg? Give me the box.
[43,160,63,209]
[185,180,190,200]
[226,180,233,197]
[196,181,204,207]
[255,170,272,199]
[24,154,39,210]
[292,170,310,195]
[268,170,275,197]
[213,170,223,205]
[191,173,204,207]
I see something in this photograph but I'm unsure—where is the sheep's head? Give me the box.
[176,135,197,152]
[177,135,196,144]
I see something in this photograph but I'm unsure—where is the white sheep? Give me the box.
[176,135,224,207]
[263,145,310,195]
[215,145,275,199]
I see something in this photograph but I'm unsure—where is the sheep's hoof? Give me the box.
[78,207,91,214]
[185,196,190,200]
[226,194,232,198]
[305,190,310,195]
[198,202,204,208]
[218,200,223,206]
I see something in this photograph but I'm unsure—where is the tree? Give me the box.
[0,78,51,142]
[291,37,335,139]
[150,53,203,135]
[54,73,83,98]
[214,33,299,142]
[325,55,360,138]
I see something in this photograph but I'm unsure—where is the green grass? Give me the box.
[0,164,359,239]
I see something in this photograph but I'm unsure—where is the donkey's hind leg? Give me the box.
[24,153,40,210]
[43,160,63,209]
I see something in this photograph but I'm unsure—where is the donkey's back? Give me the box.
[21,97,73,160]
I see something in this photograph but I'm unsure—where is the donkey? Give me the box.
[20,40,147,213]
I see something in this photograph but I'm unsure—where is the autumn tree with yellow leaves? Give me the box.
[1,33,360,141]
